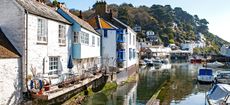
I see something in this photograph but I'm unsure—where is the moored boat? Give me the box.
[207,84,230,105]
[144,58,153,66]
[197,68,214,83]
[190,58,202,63]
[215,71,230,84]
[206,61,225,68]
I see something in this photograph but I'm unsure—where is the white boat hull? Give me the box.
[197,75,214,83]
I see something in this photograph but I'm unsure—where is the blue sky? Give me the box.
[57,0,230,42]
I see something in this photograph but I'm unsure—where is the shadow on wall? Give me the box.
[3,59,22,105]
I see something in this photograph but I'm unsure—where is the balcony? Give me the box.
[117,43,126,50]
[116,29,125,43]
[117,49,125,68]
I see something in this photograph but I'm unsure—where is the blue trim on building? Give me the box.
[72,44,81,59]
[117,49,126,62]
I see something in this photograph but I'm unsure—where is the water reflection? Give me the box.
[83,63,222,105]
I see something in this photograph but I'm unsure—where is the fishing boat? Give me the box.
[215,71,230,84]
[206,61,225,68]
[197,68,214,83]
[207,84,230,105]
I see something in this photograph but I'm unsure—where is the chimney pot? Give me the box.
[79,10,83,19]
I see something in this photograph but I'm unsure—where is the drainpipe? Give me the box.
[24,10,29,97]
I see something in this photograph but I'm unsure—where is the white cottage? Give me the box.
[0,0,72,95]
[0,28,21,105]
[87,1,138,84]
[57,5,101,77]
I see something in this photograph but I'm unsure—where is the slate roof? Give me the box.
[0,28,20,58]
[87,15,117,29]
[16,0,70,24]
[59,8,99,35]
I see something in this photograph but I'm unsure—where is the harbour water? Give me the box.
[82,62,229,105]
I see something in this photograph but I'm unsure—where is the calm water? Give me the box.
[82,63,229,105]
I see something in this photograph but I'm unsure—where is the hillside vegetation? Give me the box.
[70,3,229,54]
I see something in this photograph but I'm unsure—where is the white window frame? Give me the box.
[58,24,66,45]
[37,18,48,43]
[73,32,80,44]
[97,37,100,47]
[133,35,135,45]
[48,57,59,75]
[129,33,132,45]
[92,36,95,46]
[80,31,89,45]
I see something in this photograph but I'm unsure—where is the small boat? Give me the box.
[215,71,230,84]
[207,84,230,105]
[144,58,153,66]
[206,61,225,68]
[197,68,214,83]
[190,56,203,63]
[152,59,163,66]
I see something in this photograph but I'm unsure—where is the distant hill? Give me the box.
[70,3,229,54]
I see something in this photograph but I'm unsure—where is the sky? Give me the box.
[57,0,230,42]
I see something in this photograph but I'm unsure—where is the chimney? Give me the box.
[79,11,83,19]
[95,1,108,16]
[109,9,113,19]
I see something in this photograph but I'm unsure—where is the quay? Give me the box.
[32,74,103,101]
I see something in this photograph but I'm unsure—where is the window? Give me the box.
[58,24,66,45]
[37,18,48,43]
[92,36,95,46]
[85,33,89,44]
[104,30,108,38]
[133,49,135,58]
[49,57,59,75]
[73,32,79,43]
[117,34,125,42]
[79,31,89,45]
[133,36,135,45]
[129,48,132,60]
[117,50,125,62]
[97,37,100,47]
[129,33,132,45]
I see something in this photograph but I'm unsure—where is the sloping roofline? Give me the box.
[0,28,21,58]
[16,0,71,24]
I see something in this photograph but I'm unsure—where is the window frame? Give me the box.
[73,32,80,44]
[48,57,59,75]
[129,33,132,45]
[92,36,95,47]
[58,24,66,46]
[37,18,48,44]
[97,37,100,47]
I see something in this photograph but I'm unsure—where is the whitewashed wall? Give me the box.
[100,29,117,66]
[80,28,100,59]
[126,28,138,68]
[26,14,72,75]
[0,0,26,94]
[0,58,21,105]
